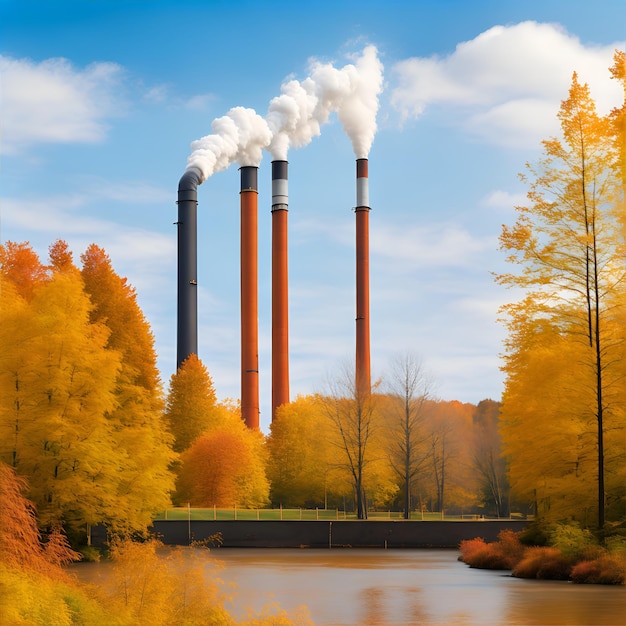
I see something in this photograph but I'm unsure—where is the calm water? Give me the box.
[71,548,626,625]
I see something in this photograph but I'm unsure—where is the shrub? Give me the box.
[459,531,525,570]
[518,519,553,546]
[605,535,626,557]
[549,522,596,560]
[512,546,572,580]
[496,529,526,567]
[571,554,626,585]
[458,537,488,562]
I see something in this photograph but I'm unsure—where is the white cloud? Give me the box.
[83,177,171,204]
[0,55,126,153]
[294,217,493,268]
[184,93,216,111]
[371,221,493,267]
[1,194,174,278]
[482,189,526,211]
[391,21,624,148]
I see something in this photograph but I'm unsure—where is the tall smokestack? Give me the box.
[176,169,201,369]
[240,166,260,430]
[271,160,290,420]
[355,158,371,396]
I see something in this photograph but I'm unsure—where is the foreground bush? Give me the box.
[459,530,525,570]
[512,546,573,580]
[459,523,626,585]
[0,463,311,625]
[570,554,626,585]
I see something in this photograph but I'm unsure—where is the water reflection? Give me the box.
[71,548,626,625]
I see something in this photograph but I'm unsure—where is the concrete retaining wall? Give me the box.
[150,519,527,549]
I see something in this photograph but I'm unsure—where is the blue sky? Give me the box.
[2,0,625,432]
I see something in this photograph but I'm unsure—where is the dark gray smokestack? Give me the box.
[176,168,201,370]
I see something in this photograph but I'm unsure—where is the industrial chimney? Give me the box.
[355,158,371,396]
[271,160,290,420]
[240,166,260,430]
[176,168,201,369]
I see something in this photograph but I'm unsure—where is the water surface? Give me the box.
[72,548,626,625]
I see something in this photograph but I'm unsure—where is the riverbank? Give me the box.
[149,519,528,548]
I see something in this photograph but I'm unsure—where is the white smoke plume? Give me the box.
[267,45,384,160]
[266,77,320,160]
[186,107,272,184]
[185,46,384,181]
[335,45,384,159]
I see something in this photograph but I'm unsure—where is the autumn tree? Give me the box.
[0,240,49,299]
[609,50,626,219]
[80,243,176,531]
[266,395,335,508]
[0,246,126,533]
[497,71,626,528]
[176,423,269,508]
[0,462,79,574]
[322,364,392,519]
[499,319,603,521]
[0,241,178,537]
[417,400,478,514]
[472,399,509,517]
[164,354,225,452]
[382,353,432,518]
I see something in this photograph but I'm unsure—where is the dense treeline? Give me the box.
[266,393,508,518]
[0,239,508,539]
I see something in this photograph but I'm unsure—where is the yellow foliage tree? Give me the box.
[164,354,226,452]
[81,243,176,533]
[266,395,336,507]
[0,253,125,531]
[0,241,177,536]
[497,68,626,528]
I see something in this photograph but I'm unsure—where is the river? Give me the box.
[70,547,626,625]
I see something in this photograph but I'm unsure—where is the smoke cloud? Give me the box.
[186,107,272,183]
[185,45,384,183]
[335,45,384,159]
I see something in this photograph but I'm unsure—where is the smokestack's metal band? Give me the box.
[272,160,289,209]
[356,158,370,209]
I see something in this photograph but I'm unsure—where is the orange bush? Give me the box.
[459,530,525,570]
[512,546,572,580]
[571,555,626,585]
[458,537,488,562]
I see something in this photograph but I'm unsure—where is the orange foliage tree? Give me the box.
[0,462,79,575]
[176,426,269,508]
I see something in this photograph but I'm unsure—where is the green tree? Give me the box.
[496,71,626,528]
